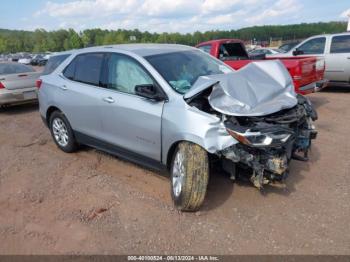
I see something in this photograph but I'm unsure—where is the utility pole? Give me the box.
[348,12,350,32]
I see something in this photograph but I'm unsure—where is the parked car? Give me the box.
[249,48,281,56]
[31,54,45,66]
[196,39,328,94]
[18,55,33,65]
[38,44,318,211]
[9,54,21,62]
[270,33,350,86]
[278,41,300,53]
[31,53,51,66]
[0,62,41,106]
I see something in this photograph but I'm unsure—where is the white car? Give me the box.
[18,56,32,65]
[270,33,350,85]
[249,48,281,56]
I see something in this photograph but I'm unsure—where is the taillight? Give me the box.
[36,79,42,89]
[0,82,5,89]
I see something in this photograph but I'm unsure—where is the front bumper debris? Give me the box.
[220,94,318,189]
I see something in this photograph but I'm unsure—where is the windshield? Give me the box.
[145,50,232,94]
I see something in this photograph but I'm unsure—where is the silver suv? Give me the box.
[38,44,318,211]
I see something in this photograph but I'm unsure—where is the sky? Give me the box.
[0,0,349,33]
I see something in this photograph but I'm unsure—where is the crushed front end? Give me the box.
[221,94,317,188]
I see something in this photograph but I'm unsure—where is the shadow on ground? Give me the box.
[0,103,38,115]
[321,85,350,93]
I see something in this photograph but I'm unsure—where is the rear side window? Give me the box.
[42,54,70,75]
[63,53,104,86]
[330,35,350,54]
[63,59,76,80]
[198,45,212,54]
[75,53,104,86]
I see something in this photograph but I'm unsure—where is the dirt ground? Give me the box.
[0,87,349,255]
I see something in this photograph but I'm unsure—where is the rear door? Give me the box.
[325,35,350,82]
[98,53,164,161]
[57,52,106,140]
[0,64,40,90]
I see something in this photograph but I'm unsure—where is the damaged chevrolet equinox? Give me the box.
[38,44,318,211]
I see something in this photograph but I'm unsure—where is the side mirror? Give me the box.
[293,48,304,56]
[135,84,165,101]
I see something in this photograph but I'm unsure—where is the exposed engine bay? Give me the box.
[186,83,318,189]
[221,94,317,188]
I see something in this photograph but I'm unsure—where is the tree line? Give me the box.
[0,21,347,53]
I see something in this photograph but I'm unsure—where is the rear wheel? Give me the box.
[49,111,78,153]
[170,142,209,211]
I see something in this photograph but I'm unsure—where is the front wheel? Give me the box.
[170,142,209,211]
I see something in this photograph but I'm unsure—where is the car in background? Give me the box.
[31,53,52,66]
[270,33,350,86]
[38,44,318,211]
[278,41,300,53]
[0,62,41,106]
[18,55,33,65]
[38,54,51,66]
[9,54,21,62]
[31,54,45,66]
[249,48,281,56]
[196,39,327,94]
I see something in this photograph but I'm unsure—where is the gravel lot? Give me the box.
[0,87,349,255]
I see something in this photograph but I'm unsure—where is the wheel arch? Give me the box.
[165,137,208,171]
[46,106,62,126]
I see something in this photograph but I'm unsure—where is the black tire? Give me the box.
[170,141,209,211]
[49,111,78,153]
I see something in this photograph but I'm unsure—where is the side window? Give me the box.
[63,58,77,80]
[43,54,70,75]
[219,45,229,58]
[198,45,212,54]
[74,53,104,86]
[298,37,326,55]
[106,54,154,95]
[330,35,350,54]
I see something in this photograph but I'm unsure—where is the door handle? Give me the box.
[102,97,115,103]
[60,85,68,90]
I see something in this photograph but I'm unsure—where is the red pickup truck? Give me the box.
[196,39,328,95]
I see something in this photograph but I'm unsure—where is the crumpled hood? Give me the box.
[189,60,298,117]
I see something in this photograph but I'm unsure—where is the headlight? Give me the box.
[226,128,292,147]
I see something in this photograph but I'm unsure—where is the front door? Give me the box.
[99,53,164,161]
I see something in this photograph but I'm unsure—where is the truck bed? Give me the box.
[196,39,326,95]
